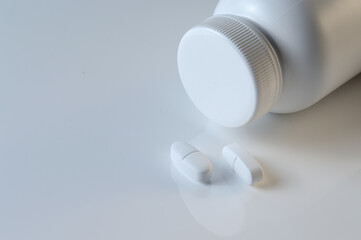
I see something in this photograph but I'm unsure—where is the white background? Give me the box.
[1,0,361,239]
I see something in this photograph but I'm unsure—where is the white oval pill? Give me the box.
[222,143,263,185]
[171,142,212,183]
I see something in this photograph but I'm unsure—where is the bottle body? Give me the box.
[177,0,361,127]
[214,0,361,114]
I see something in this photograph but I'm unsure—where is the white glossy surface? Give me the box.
[1,0,361,240]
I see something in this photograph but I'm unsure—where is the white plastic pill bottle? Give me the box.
[178,0,361,127]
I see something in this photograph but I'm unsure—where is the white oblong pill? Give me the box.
[171,141,198,161]
[222,143,263,185]
[171,142,212,183]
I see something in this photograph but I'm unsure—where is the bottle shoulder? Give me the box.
[214,0,318,39]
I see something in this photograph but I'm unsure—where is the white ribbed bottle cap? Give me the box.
[178,15,282,127]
